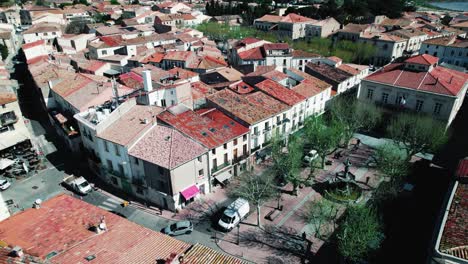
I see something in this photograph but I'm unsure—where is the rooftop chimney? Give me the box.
[142,70,153,92]
[12,246,23,258]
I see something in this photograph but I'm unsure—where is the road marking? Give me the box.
[98,205,114,211]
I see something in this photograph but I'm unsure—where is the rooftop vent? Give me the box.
[164,136,171,141]
[209,128,216,132]
[12,246,23,258]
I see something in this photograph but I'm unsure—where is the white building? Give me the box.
[358,54,468,126]
[22,22,62,45]
[420,36,468,69]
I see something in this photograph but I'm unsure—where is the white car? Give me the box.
[303,150,319,164]
[0,179,11,190]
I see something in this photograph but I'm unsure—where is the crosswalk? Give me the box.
[98,198,121,211]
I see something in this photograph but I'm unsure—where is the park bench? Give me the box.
[265,209,281,221]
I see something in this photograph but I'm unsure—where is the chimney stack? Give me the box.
[12,246,23,258]
[142,70,153,92]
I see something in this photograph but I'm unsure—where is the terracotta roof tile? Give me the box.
[158,108,249,149]
[254,79,305,106]
[128,125,207,169]
[98,104,163,146]
[0,194,190,263]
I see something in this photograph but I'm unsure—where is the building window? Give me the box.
[433,103,442,115]
[381,93,389,104]
[107,159,113,170]
[212,148,216,154]
[223,143,227,149]
[198,169,204,176]
[415,100,424,112]
[224,153,228,164]
[115,145,120,156]
[111,177,118,185]
[133,157,139,165]
[104,141,109,152]
[243,134,247,141]
[212,158,217,168]
[197,156,202,162]
[161,99,166,107]
[102,50,107,55]
[367,89,374,100]
[233,138,238,145]
[118,164,124,176]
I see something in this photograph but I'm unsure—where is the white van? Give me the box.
[218,198,250,231]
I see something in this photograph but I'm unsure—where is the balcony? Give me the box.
[108,169,124,178]
[233,154,249,163]
[276,120,282,125]
[211,161,231,174]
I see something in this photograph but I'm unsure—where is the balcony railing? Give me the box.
[211,161,231,174]
[108,169,123,178]
[251,145,261,153]
[233,154,249,163]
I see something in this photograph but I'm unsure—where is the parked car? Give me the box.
[303,149,318,164]
[0,179,11,190]
[161,221,193,236]
[62,175,92,195]
[218,198,250,232]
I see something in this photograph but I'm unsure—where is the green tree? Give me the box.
[386,113,447,161]
[307,199,339,240]
[271,134,304,195]
[330,97,382,148]
[228,172,278,227]
[375,143,408,179]
[110,0,119,5]
[304,116,341,168]
[0,44,8,60]
[284,136,304,195]
[337,205,384,262]
[65,21,87,34]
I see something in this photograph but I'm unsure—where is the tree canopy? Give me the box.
[330,97,382,147]
[304,115,341,168]
[386,113,447,160]
[337,205,384,262]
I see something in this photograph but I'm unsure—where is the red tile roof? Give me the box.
[254,79,305,106]
[141,52,165,64]
[238,47,264,60]
[158,108,249,149]
[365,62,468,96]
[98,104,163,146]
[118,71,143,89]
[229,81,255,94]
[128,125,207,169]
[456,158,468,179]
[405,54,439,65]
[183,243,250,264]
[0,91,17,105]
[168,67,198,79]
[292,78,331,98]
[439,183,468,260]
[164,50,196,61]
[263,43,289,50]
[238,37,262,45]
[191,81,214,100]
[22,40,45,50]
[281,13,314,23]
[0,194,190,263]
[207,89,288,125]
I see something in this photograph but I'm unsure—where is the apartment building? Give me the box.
[420,36,468,69]
[207,89,291,155]
[157,106,250,185]
[358,54,468,126]
[254,13,320,40]
[22,22,62,45]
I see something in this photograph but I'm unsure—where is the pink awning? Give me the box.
[180,185,200,200]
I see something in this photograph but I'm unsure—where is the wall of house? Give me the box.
[358,80,463,126]
[23,30,62,44]
[0,99,30,151]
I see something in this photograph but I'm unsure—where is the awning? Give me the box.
[0,158,14,170]
[214,170,232,183]
[180,185,200,200]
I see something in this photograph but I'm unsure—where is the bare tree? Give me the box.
[386,113,447,161]
[228,172,278,227]
[330,97,382,148]
[306,198,340,240]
